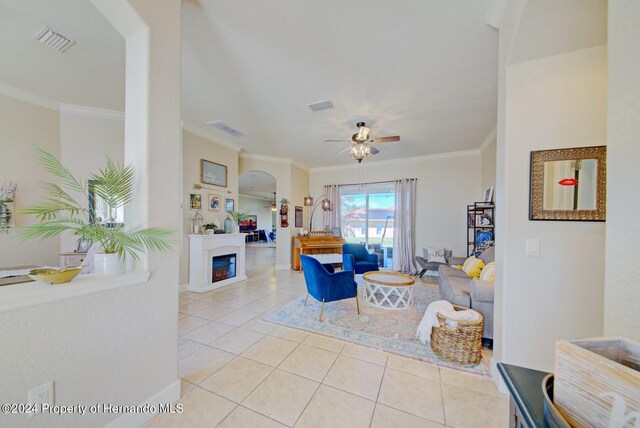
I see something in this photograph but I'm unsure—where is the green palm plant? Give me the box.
[19,147,174,260]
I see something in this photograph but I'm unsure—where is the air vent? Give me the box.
[206,120,245,137]
[35,27,75,53]
[307,100,334,112]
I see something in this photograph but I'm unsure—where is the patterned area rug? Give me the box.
[263,282,490,375]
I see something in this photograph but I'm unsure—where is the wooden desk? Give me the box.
[292,235,346,270]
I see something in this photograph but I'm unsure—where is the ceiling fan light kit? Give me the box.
[350,143,372,163]
[326,122,400,163]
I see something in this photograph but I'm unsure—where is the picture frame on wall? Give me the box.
[483,186,494,203]
[201,159,227,187]
[208,194,221,211]
[189,194,202,210]
[294,206,303,227]
[226,198,234,212]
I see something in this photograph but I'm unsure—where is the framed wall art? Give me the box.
[200,159,227,187]
[208,194,221,211]
[189,194,202,210]
[226,198,234,212]
[294,206,303,227]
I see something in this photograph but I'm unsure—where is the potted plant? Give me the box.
[19,148,174,275]
[203,223,217,235]
[227,211,247,233]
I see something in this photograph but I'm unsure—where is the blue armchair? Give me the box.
[300,254,360,322]
[342,243,380,275]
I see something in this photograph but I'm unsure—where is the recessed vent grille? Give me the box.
[207,120,245,137]
[307,100,334,112]
[35,27,75,53]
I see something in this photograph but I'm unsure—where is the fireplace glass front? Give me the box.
[212,253,236,283]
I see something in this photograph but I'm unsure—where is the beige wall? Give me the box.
[291,165,310,231]
[0,95,61,267]
[480,136,497,193]
[498,45,607,372]
[604,1,640,341]
[309,152,481,258]
[238,195,275,231]
[181,130,239,284]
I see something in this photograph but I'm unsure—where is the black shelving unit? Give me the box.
[467,201,495,256]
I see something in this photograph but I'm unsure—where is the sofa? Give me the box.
[438,247,495,339]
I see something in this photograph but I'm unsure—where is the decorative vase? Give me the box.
[224,217,233,234]
[235,224,240,233]
[93,253,125,275]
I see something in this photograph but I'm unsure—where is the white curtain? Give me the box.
[323,184,341,230]
[392,178,417,274]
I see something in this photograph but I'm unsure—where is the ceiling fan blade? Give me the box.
[338,146,352,154]
[370,146,380,155]
[325,139,350,143]
[370,136,400,143]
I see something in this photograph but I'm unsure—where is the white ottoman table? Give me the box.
[362,271,415,310]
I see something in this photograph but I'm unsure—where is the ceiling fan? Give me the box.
[263,192,277,211]
[325,122,400,163]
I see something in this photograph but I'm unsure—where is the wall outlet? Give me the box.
[27,381,54,417]
[526,238,540,256]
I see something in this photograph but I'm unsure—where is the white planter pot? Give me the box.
[93,253,125,275]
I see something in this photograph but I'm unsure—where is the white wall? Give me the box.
[59,109,124,252]
[181,130,239,284]
[499,45,607,371]
[309,152,482,258]
[604,1,640,341]
[0,95,61,267]
[481,136,497,193]
[291,165,310,231]
[238,195,274,231]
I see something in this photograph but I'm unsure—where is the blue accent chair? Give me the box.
[300,254,360,322]
[342,243,380,275]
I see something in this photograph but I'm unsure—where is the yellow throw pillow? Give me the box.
[462,256,485,279]
[479,262,495,281]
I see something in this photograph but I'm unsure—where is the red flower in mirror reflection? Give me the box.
[558,178,579,186]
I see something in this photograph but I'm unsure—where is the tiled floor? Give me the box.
[146,248,508,428]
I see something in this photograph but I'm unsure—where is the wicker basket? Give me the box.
[430,305,483,366]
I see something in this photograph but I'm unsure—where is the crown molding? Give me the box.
[182,121,243,152]
[486,0,508,29]
[478,126,497,152]
[240,152,293,165]
[309,149,480,173]
[0,83,59,111]
[239,193,273,201]
[59,103,124,120]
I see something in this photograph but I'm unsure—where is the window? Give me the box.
[376,224,382,235]
[340,182,395,249]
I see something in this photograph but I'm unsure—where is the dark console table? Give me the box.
[497,363,550,428]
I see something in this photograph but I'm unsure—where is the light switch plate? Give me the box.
[526,239,540,256]
[27,381,54,417]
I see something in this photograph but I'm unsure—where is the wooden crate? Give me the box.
[554,337,640,428]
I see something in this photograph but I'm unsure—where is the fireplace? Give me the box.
[212,253,236,283]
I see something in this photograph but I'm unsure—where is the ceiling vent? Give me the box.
[35,27,75,53]
[307,100,334,112]
[206,120,245,137]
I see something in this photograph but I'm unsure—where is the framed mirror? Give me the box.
[529,146,606,221]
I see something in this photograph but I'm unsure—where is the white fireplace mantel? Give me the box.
[188,233,247,292]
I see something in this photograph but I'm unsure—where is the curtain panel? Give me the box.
[392,178,417,274]
[323,184,341,230]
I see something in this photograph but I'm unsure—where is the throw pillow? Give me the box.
[479,262,495,281]
[461,256,485,279]
[425,247,447,264]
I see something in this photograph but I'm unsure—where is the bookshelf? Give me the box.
[467,201,495,257]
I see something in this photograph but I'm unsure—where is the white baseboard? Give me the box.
[105,379,181,428]
[179,283,188,292]
[275,264,291,270]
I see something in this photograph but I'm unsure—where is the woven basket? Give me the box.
[430,305,483,366]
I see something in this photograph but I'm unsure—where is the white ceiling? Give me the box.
[0,0,500,167]
[239,170,277,200]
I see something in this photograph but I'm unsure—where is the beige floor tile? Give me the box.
[242,316,278,334]
[178,346,235,384]
[144,386,235,428]
[209,328,265,354]
[199,357,274,403]
[440,367,503,397]
[179,299,216,315]
[218,294,260,308]
[218,406,286,428]
[216,309,261,326]
[270,326,310,343]
[377,368,444,423]
[242,369,319,426]
[442,383,509,428]
[303,334,345,353]
[386,355,440,381]
[178,339,208,360]
[178,315,210,335]
[242,298,283,313]
[191,303,236,321]
[341,344,388,366]
[182,321,236,344]
[183,291,211,301]
[241,335,299,366]
[323,355,384,401]
[370,404,445,428]
[295,384,375,428]
[279,344,338,382]
[180,380,196,397]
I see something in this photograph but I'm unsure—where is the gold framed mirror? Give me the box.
[529,146,606,221]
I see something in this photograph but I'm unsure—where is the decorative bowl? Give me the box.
[27,266,82,285]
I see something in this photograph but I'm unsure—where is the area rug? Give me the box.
[263,282,490,376]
